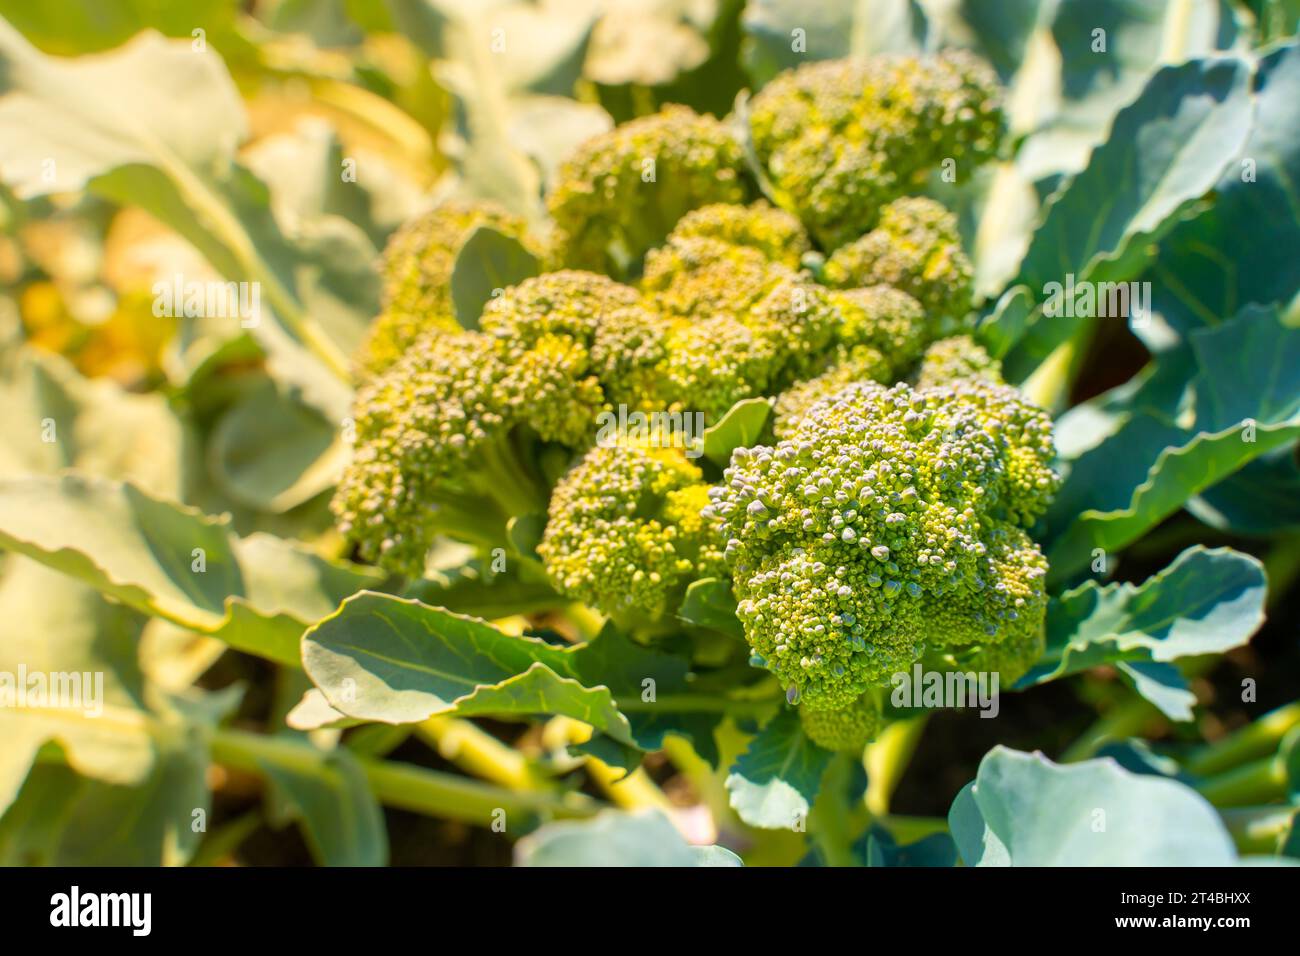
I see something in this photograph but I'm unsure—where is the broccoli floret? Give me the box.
[705,378,1058,711]
[547,105,752,276]
[357,201,539,377]
[332,329,546,576]
[799,691,883,752]
[823,196,974,325]
[748,52,1003,249]
[538,443,724,621]
[772,286,929,436]
[480,271,669,446]
[666,201,811,269]
[912,334,1002,389]
[641,234,840,421]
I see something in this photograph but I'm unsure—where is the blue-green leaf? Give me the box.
[949,746,1237,865]
[725,709,831,830]
[515,808,741,866]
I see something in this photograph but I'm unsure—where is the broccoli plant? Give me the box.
[0,0,1298,874]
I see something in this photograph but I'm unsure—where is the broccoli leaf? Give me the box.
[0,473,381,665]
[677,577,744,640]
[1002,56,1253,382]
[699,397,771,467]
[725,709,831,830]
[302,593,723,760]
[257,748,389,867]
[741,0,926,89]
[1020,546,1266,719]
[515,808,741,866]
[449,225,541,330]
[1044,306,1300,581]
[949,746,1237,865]
[1144,41,1300,340]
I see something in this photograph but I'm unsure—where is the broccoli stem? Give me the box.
[1194,755,1288,808]
[416,716,552,792]
[864,714,929,817]
[1217,805,1296,855]
[810,752,857,867]
[475,431,549,519]
[210,727,598,826]
[1184,700,1300,777]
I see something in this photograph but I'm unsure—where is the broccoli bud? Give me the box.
[706,378,1059,710]
[823,196,974,326]
[799,691,883,752]
[538,442,724,621]
[547,105,751,276]
[748,52,1003,249]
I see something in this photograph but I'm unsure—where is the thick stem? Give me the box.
[1218,806,1295,855]
[1060,697,1161,763]
[1185,701,1300,777]
[864,715,928,817]
[210,727,597,826]
[1194,755,1287,808]
[810,752,857,867]
[416,716,550,792]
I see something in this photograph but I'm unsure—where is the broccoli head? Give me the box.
[357,200,539,377]
[547,105,751,276]
[912,334,1002,390]
[665,201,811,269]
[823,196,974,325]
[748,52,1003,249]
[480,271,669,446]
[705,377,1058,711]
[640,221,840,421]
[332,329,545,576]
[538,442,724,621]
[772,286,929,436]
[799,691,883,752]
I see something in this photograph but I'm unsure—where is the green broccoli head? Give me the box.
[665,201,811,269]
[538,442,724,621]
[748,52,1003,249]
[358,200,538,377]
[547,105,751,276]
[912,334,1002,390]
[799,690,883,751]
[823,196,974,324]
[772,286,929,437]
[641,233,840,421]
[480,270,669,446]
[705,377,1058,711]
[333,329,543,575]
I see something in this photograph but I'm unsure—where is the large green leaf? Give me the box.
[449,225,541,330]
[515,808,741,866]
[258,747,388,867]
[725,709,831,830]
[1145,42,1300,339]
[1002,56,1253,381]
[0,473,381,664]
[1045,306,1300,580]
[208,377,346,514]
[1021,547,1267,718]
[949,746,1237,865]
[302,594,722,759]
[0,348,186,498]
